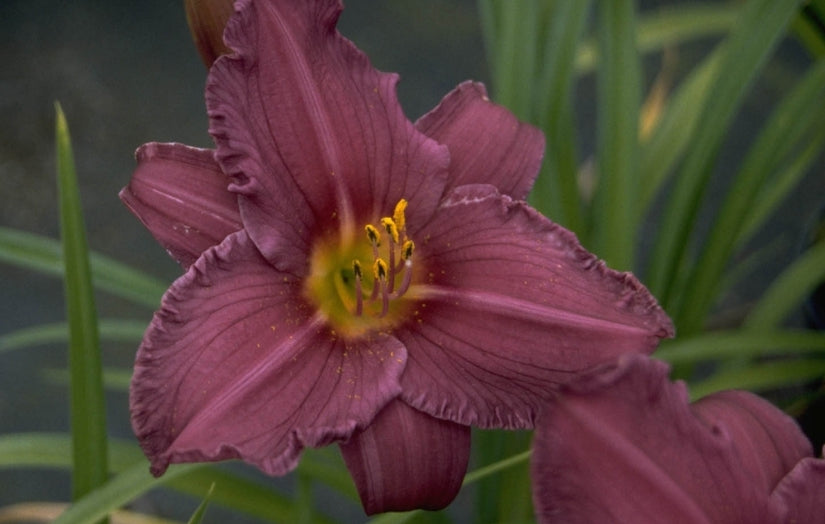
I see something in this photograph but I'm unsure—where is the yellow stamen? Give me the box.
[393,199,407,233]
[402,240,414,260]
[305,199,418,336]
[380,217,399,244]
[373,258,388,281]
[365,224,381,246]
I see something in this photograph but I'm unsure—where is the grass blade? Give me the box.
[529,0,591,232]
[52,462,200,524]
[486,0,541,119]
[52,461,339,524]
[738,127,825,247]
[575,2,739,74]
[0,226,166,309]
[645,0,803,303]
[689,359,825,400]
[186,483,215,524]
[675,58,825,333]
[656,330,825,366]
[55,103,109,507]
[744,240,825,329]
[0,433,333,523]
[0,319,147,354]
[0,433,143,471]
[592,0,641,270]
[638,52,720,213]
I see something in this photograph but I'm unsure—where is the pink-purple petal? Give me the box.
[415,81,545,200]
[131,230,406,476]
[119,142,242,268]
[398,185,672,429]
[770,455,825,523]
[691,390,813,495]
[206,0,449,268]
[339,399,470,515]
[530,355,813,524]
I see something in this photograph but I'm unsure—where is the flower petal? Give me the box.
[399,185,673,428]
[119,142,242,268]
[691,390,813,495]
[131,231,406,476]
[770,455,825,523]
[339,399,470,514]
[206,0,449,267]
[530,355,805,524]
[415,81,545,200]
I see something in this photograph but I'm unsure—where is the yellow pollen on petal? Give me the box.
[305,199,421,339]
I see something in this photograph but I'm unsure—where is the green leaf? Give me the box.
[744,240,825,329]
[0,226,166,309]
[656,330,825,366]
[298,447,358,501]
[0,319,146,354]
[675,58,825,333]
[186,483,215,524]
[738,127,825,246]
[0,433,337,524]
[792,3,825,56]
[52,462,201,524]
[689,359,825,400]
[638,51,720,213]
[592,0,641,270]
[462,449,532,486]
[483,0,542,119]
[42,367,133,391]
[645,0,803,304]
[0,433,144,471]
[529,0,590,232]
[166,467,337,524]
[51,462,339,524]
[575,2,739,73]
[55,103,109,506]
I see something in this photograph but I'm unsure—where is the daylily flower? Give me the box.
[121,0,673,514]
[531,355,825,523]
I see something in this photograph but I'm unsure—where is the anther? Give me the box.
[401,240,414,261]
[381,217,399,291]
[373,258,388,281]
[365,224,381,246]
[365,224,381,261]
[380,217,399,244]
[393,199,407,234]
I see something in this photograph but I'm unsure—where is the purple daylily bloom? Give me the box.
[121,0,674,514]
[531,355,825,523]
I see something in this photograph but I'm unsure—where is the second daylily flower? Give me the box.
[531,355,825,523]
[121,0,673,514]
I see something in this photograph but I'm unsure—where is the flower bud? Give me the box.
[184,0,234,67]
